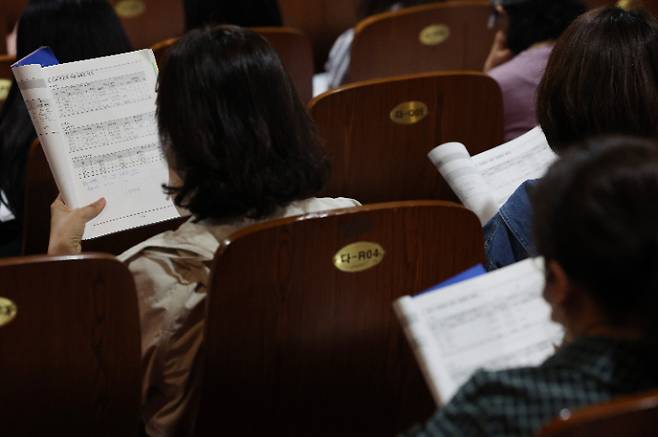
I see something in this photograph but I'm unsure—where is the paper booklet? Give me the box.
[428,127,557,225]
[12,47,179,239]
[394,258,564,406]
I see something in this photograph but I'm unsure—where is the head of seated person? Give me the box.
[0,0,130,254]
[483,6,658,270]
[486,0,585,140]
[406,136,658,437]
[183,0,282,31]
[157,25,330,222]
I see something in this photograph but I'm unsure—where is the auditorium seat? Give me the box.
[539,389,658,437]
[0,55,14,110]
[109,0,184,49]
[0,254,141,436]
[348,1,496,83]
[278,0,360,70]
[152,27,314,103]
[309,71,504,204]
[194,200,484,436]
[22,140,188,255]
[0,0,24,54]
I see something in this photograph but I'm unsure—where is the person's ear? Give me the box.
[544,260,570,306]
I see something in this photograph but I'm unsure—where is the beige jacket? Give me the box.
[118,197,360,437]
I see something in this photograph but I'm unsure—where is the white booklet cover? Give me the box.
[394,258,564,406]
[428,127,557,224]
[12,49,178,239]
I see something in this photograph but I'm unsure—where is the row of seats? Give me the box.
[19,69,502,256]
[1,1,498,107]
[2,201,657,435]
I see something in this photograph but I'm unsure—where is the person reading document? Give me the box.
[47,26,359,436]
[484,7,658,270]
[0,0,131,257]
[403,136,658,436]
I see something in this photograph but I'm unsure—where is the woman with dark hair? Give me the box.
[484,0,585,141]
[322,0,444,90]
[47,26,359,435]
[483,6,658,270]
[183,0,282,31]
[405,136,658,436]
[0,0,131,257]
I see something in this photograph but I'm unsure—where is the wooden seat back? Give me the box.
[539,389,658,437]
[309,71,503,203]
[22,140,187,255]
[278,0,360,70]
[0,254,141,435]
[152,27,313,103]
[349,1,495,83]
[0,0,25,53]
[109,0,184,49]
[195,200,484,436]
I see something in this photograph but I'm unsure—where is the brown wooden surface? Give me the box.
[0,54,15,110]
[152,27,314,104]
[539,389,658,437]
[0,254,141,436]
[309,71,503,204]
[195,200,484,436]
[0,0,25,54]
[349,1,495,83]
[278,0,360,71]
[22,140,188,255]
[109,0,184,50]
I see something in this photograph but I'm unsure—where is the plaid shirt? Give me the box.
[403,336,658,437]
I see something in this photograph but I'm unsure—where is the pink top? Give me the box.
[488,45,553,141]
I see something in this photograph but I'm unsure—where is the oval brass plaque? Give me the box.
[390,101,429,125]
[333,241,385,273]
[114,0,146,18]
[0,297,17,327]
[0,79,11,101]
[419,24,450,46]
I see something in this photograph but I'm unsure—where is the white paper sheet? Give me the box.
[13,50,178,239]
[0,190,15,223]
[428,127,557,224]
[395,258,564,405]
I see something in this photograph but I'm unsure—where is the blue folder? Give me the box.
[418,264,486,295]
[12,47,60,68]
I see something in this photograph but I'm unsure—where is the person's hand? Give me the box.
[484,30,513,72]
[48,195,106,255]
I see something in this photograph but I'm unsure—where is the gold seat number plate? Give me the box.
[0,297,17,327]
[419,24,451,46]
[333,242,385,273]
[115,0,146,18]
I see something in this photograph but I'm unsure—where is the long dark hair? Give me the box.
[532,137,658,340]
[0,0,131,218]
[157,26,328,221]
[537,7,658,154]
[183,0,282,31]
[504,0,585,55]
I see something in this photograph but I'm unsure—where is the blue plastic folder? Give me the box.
[418,264,486,295]
[12,47,59,68]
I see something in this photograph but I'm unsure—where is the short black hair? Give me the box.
[505,0,585,55]
[157,26,329,221]
[537,7,658,153]
[0,0,131,218]
[532,136,658,337]
[183,0,282,31]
